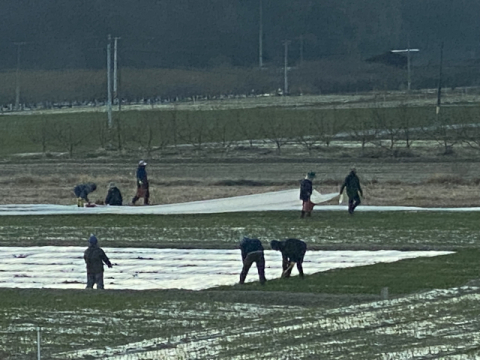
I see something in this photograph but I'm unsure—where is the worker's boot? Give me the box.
[77,198,84,207]
[300,211,305,218]
[306,211,311,217]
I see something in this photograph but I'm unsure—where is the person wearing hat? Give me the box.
[239,236,266,285]
[83,234,112,289]
[270,238,307,278]
[132,160,150,205]
[339,167,363,214]
[73,182,97,207]
[299,172,316,218]
[105,182,123,206]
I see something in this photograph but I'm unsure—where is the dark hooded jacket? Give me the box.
[105,187,123,206]
[240,237,264,261]
[84,244,112,274]
[74,183,97,201]
[272,238,307,263]
[340,171,363,199]
[299,179,313,201]
[136,166,148,188]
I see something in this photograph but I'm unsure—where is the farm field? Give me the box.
[1,209,480,358]
[1,92,480,359]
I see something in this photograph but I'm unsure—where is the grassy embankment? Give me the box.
[0,105,478,157]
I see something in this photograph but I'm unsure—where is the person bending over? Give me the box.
[239,236,266,285]
[270,238,307,278]
[74,182,97,207]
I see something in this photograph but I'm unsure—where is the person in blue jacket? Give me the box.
[132,160,150,205]
[74,182,97,207]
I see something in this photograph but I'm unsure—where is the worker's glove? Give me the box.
[138,181,143,185]
[108,264,113,268]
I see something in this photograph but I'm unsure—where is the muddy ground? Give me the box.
[1,144,480,207]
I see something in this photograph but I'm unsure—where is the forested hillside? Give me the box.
[0,0,478,104]
[1,0,478,70]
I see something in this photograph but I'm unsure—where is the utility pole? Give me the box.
[283,40,291,96]
[37,327,41,360]
[436,42,444,115]
[391,46,419,92]
[14,42,26,111]
[113,36,121,110]
[106,34,113,129]
[259,0,263,68]
[299,35,304,66]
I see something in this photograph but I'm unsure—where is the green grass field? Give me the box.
[1,211,480,358]
[1,104,478,157]
[0,211,477,249]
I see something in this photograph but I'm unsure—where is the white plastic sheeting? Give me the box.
[0,246,452,290]
[0,189,478,216]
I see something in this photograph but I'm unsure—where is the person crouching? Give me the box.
[105,182,123,206]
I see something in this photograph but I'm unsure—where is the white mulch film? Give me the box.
[0,189,479,216]
[0,247,452,290]
[0,189,457,289]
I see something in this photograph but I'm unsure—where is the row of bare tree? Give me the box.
[23,106,480,158]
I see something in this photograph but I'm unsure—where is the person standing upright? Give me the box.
[239,236,267,285]
[84,234,112,289]
[299,172,316,218]
[340,167,363,214]
[132,160,150,205]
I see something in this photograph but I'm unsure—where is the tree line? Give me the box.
[1,0,478,71]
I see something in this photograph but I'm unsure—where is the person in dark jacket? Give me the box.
[105,182,123,206]
[339,167,363,214]
[239,237,266,285]
[84,234,112,289]
[270,238,307,278]
[299,172,316,218]
[74,182,97,207]
[132,160,150,205]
